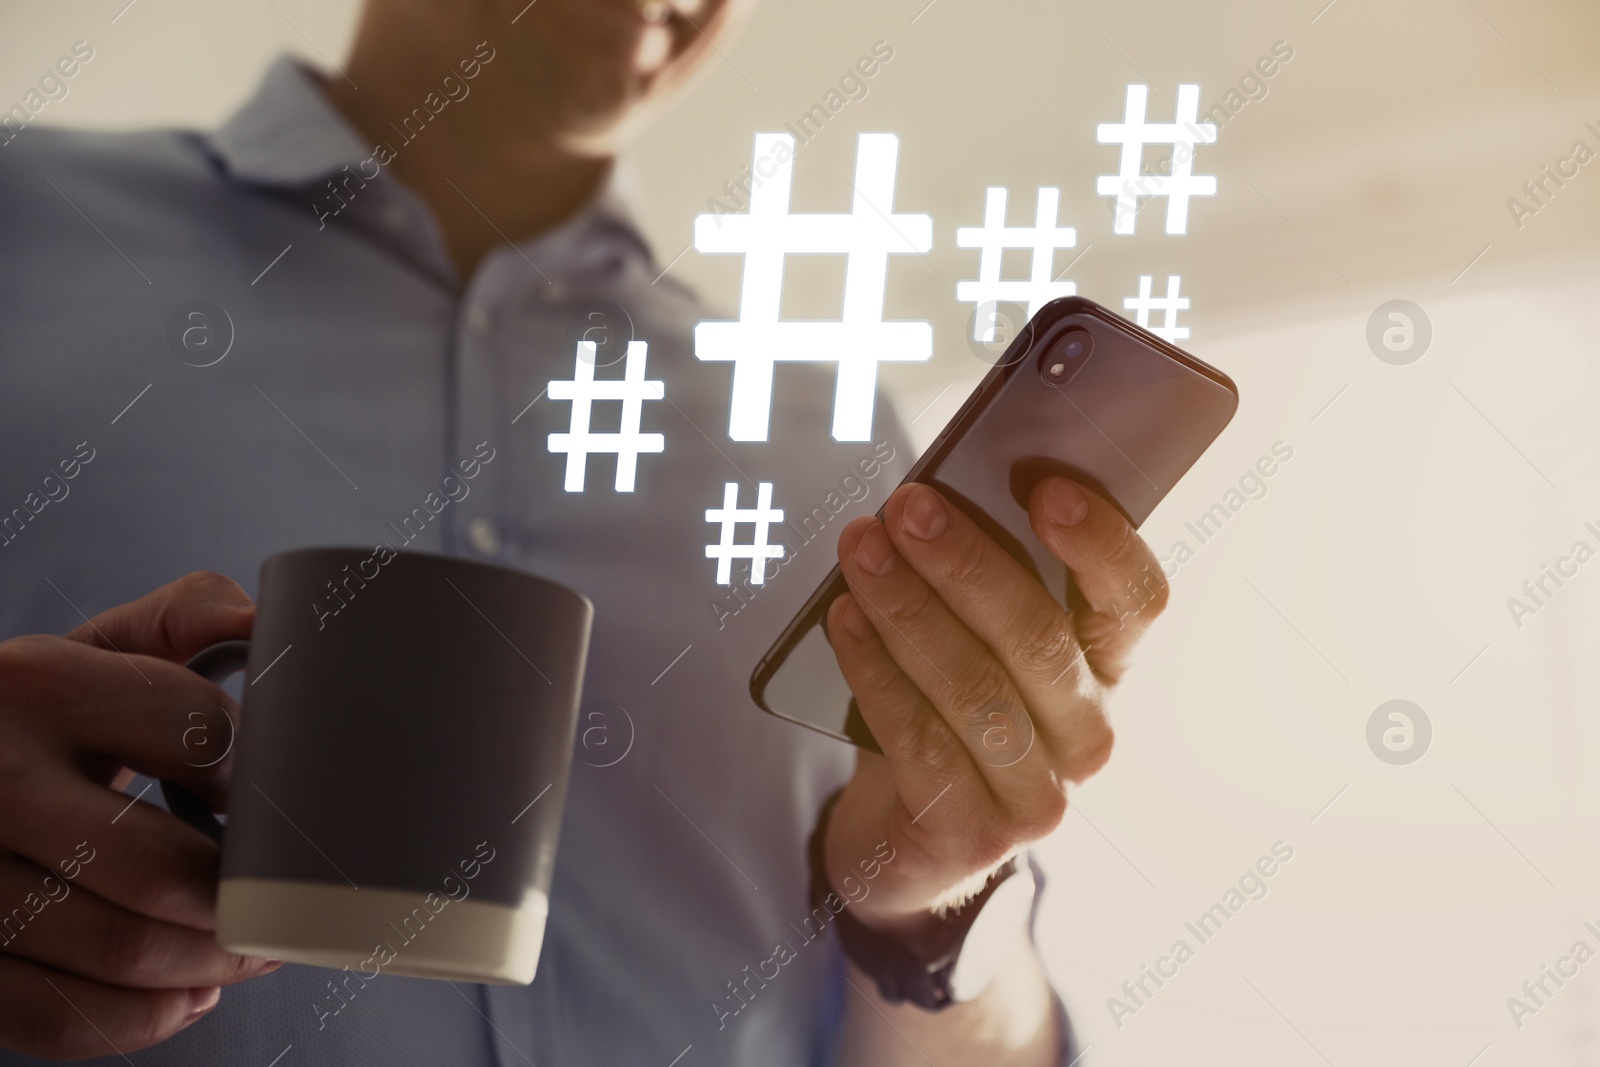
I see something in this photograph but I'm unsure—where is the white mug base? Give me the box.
[218,877,548,985]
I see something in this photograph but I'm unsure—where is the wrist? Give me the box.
[831,863,1005,961]
[810,792,1036,1010]
[832,894,946,959]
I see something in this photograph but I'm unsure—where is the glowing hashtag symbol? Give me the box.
[694,132,933,443]
[956,187,1077,343]
[547,340,665,493]
[1123,275,1190,342]
[1097,84,1217,235]
[704,481,785,586]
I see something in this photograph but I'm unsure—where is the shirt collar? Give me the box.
[207,57,372,188]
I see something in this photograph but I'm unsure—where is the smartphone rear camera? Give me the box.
[1040,331,1093,386]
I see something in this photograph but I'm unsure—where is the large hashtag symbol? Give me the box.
[956,187,1077,343]
[1096,84,1217,235]
[704,481,785,586]
[1123,275,1190,342]
[547,339,665,492]
[694,132,933,442]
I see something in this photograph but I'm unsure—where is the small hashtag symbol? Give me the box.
[547,339,665,492]
[1097,84,1217,235]
[694,131,933,442]
[1123,275,1190,342]
[704,481,785,586]
[956,187,1077,343]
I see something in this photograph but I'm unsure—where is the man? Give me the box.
[0,0,1167,1062]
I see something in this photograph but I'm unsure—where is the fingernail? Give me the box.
[902,485,948,541]
[1044,480,1089,527]
[839,596,874,642]
[188,986,221,1017]
[262,959,284,973]
[854,522,896,576]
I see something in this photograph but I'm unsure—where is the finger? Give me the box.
[7,636,241,809]
[0,765,221,930]
[0,954,218,1060]
[0,854,273,989]
[879,482,1112,776]
[881,483,1096,694]
[835,518,1062,832]
[825,592,978,817]
[64,571,254,665]
[826,595,1018,874]
[1027,478,1169,681]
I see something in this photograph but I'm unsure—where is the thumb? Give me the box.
[65,571,255,664]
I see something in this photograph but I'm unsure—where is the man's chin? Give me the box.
[554,81,673,156]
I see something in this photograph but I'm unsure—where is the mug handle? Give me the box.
[160,639,252,847]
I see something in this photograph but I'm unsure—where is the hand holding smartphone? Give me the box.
[751,296,1238,750]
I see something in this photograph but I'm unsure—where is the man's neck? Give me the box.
[325,26,612,279]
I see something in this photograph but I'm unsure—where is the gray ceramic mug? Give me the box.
[161,547,592,985]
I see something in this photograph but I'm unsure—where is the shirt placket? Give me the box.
[448,242,574,1067]
[449,252,521,565]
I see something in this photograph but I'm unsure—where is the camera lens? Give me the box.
[1039,330,1092,385]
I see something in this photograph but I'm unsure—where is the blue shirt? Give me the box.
[0,58,1073,1066]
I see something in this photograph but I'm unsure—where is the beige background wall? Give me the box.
[6,1,1600,1063]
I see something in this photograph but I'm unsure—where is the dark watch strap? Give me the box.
[807,788,1020,1010]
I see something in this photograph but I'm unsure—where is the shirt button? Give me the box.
[467,304,493,337]
[466,517,503,557]
[542,280,569,304]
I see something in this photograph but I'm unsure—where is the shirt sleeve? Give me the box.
[1026,851,1083,1067]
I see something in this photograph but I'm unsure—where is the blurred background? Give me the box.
[5,0,1600,1062]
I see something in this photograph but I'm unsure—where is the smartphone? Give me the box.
[749,296,1239,750]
